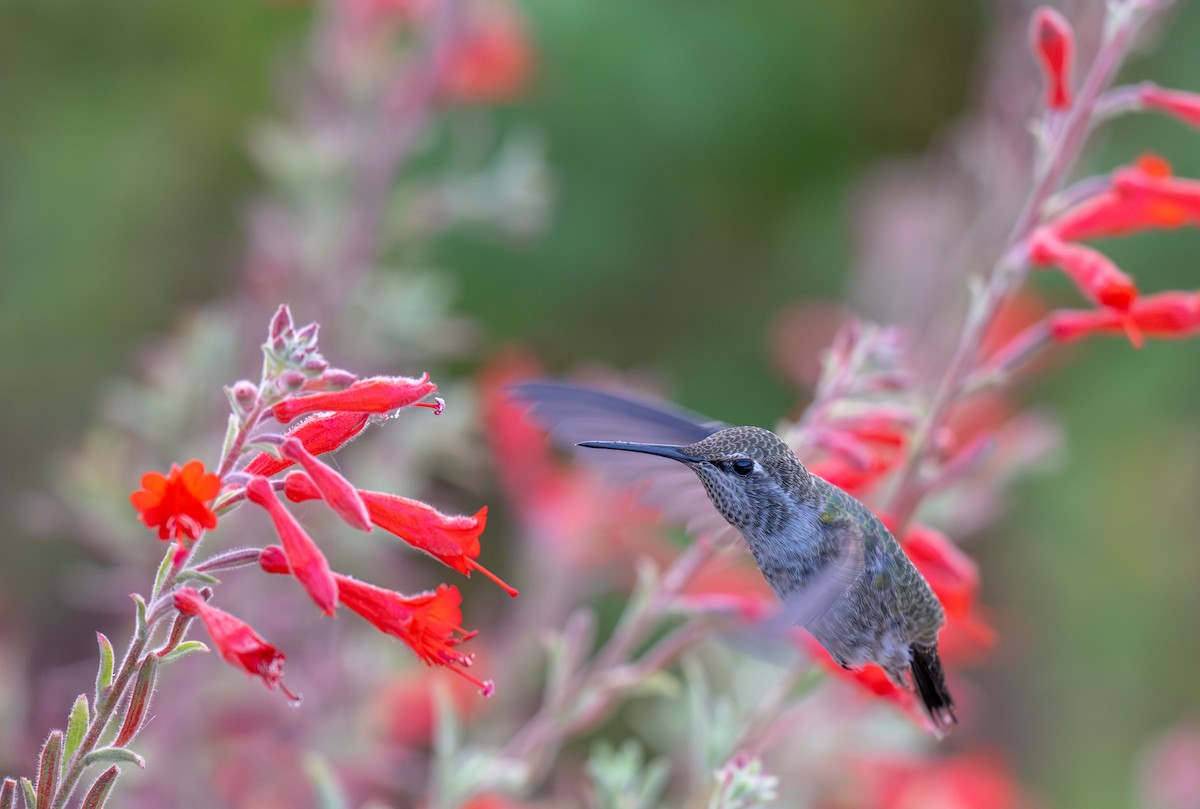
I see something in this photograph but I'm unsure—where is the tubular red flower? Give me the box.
[441,9,533,104]
[1030,6,1074,110]
[1045,155,1192,241]
[258,546,492,695]
[173,587,297,702]
[271,374,437,424]
[1140,84,1200,130]
[130,460,220,542]
[1049,291,1200,344]
[280,438,372,532]
[283,473,517,597]
[245,477,339,615]
[1027,228,1137,311]
[243,411,370,477]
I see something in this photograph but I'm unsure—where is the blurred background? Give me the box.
[4,0,1200,806]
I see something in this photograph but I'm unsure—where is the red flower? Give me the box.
[173,587,298,702]
[271,374,437,424]
[1044,154,1191,241]
[130,460,220,542]
[245,477,338,615]
[1049,290,1200,345]
[902,524,995,655]
[865,751,1027,809]
[441,5,533,104]
[243,411,370,477]
[1027,228,1138,310]
[284,472,517,597]
[1140,84,1200,130]
[280,438,372,532]
[259,546,492,694]
[1030,6,1074,110]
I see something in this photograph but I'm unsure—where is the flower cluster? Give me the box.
[130,305,515,698]
[1003,10,1200,353]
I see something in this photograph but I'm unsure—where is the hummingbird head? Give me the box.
[579,425,815,537]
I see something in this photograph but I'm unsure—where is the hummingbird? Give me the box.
[511,380,956,735]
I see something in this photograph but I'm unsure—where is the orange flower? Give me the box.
[259,546,492,694]
[130,460,220,542]
[173,587,297,702]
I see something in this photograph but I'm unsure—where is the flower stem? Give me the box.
[886,0,1157,531]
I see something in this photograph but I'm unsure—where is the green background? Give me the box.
[4,1,1200,806]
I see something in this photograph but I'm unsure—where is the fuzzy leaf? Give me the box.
[1,778,16,809]
[36,730,62,809]
[94,633,115,705]
[79,766,120,809]
[82,749,145,771]
[19,778,34,809]
[157,641,209,665]
[151,547,174,601]
[172,569,220,587]
[63,694,91,773]
[131,594,149,639]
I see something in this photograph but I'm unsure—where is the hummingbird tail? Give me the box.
[910,644,957,736]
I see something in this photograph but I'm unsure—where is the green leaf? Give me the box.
[19,777,35,809]
[220,412,240,466]
[157,641,209,665]
[304,754,349,809]
[151,546,175,600]
[172,569,220,587]
[131,594,148,639]
[63,694,91,773]
[94,633,114,705]
[82,748,145,771]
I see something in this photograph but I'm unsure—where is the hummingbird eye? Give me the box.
[730,458,755,476]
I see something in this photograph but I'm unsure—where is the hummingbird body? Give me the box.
[513,381,956,734]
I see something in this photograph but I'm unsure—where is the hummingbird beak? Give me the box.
[577,440,699,464]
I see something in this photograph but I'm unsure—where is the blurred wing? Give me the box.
[508,380,741,547]
[765,526,865,632]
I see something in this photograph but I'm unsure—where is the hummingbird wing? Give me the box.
[508,380,741,547]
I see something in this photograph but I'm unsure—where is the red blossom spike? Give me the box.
[173,587,298,702]
[130,460,220,543]
[271,374,437,423]
[1139,84,1200,130]
[1027,228,1138,311]
[244,477,339,615]
[258,547,493,695]
[1049,290,1200,344]
[243,412,370,477]
[1030,6,1074,111]
[280,438,372,532]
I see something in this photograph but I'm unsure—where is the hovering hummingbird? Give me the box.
[511,380,956,735]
